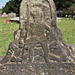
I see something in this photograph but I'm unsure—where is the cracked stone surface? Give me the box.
[0,0,75,75]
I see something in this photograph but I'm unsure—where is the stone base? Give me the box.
[0,62,75,75]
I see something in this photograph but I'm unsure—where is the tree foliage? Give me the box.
[2,0,22,16]
[54,0,75,11]
[0,9,2,13]
[2,0,75,16]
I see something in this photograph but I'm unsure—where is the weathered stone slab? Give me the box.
[2,12,8,17]
[0,56,4,61]
[8,12,16,17]
[0,63,75,75]
[0,0,75,75]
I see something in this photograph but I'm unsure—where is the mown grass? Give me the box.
[0,17,19,56]
[0,17,75,56]
[57,18,75,44]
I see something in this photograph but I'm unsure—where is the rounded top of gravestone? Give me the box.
[19,0,57,39]
[20,0,57,27]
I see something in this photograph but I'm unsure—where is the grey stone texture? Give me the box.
[8,12,16,17]
[2,12,8,17]
[0,0,75,75]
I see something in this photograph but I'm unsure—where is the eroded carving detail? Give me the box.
[0,0,75,75]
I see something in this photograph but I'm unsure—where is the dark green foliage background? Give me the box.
[2,0,75,16]
[2,0,22,16]
[54,0,75,10]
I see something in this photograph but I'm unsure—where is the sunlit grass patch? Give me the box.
[0,17,19,56]
[57,18,75,44]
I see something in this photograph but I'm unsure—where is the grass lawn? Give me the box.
[57,18,75,44]
[0,17,19,56]
[0,17,75,56]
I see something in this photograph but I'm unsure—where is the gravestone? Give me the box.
[2,12,8,17]
[0,0,75,75]
[8,12,16,17]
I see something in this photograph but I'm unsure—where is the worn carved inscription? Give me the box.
[0,0,75,75]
